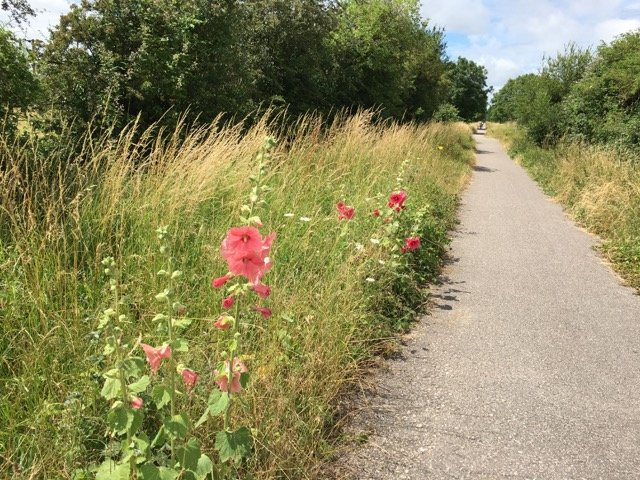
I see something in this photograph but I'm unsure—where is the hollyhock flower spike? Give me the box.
[253,283,270,298]
[214,314,234,330]
[181,368,198,391]
[131,397,143,410]
[389,191,407,208]
[215,357,248,393]
[336,201,355,220]
[222,296,235,309]
[212,274,231,289]
[254,306,272,318]
[140,343,172,375]
[373,209,380,217]
[221,228,275,283]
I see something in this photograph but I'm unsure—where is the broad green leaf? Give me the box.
[194,409,209,429]
[95,459,129,480]
[138,463,159,480]
[122,357,145,379]
[133,433,150,457]
[172,317,192,330]
[214,427,252,463]
[178,437,200,471]
[158,467,180,480]
[101,377,122,400]
[207,390,229,416]
[195,454,213,479]
[152,385,171,409]
[150,425,166,449]
[164,413,189,439]
[239,372,249,389]
[107,404,140,436]
[128,375,150,393]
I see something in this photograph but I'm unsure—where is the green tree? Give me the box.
[0,27,38,130]
[448,57,490,121]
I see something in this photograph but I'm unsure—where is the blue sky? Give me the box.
[3,0,640,93]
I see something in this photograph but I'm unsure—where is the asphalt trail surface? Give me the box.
[340,131,640,479]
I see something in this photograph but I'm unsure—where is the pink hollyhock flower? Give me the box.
[212,274,231,289]
[389,191,407,208]
[373,209,380,217]
[385,217,391,223]
[181,368,198,391]
[221,226,262,260]
[221,230,275,283]
[336,201,355,220]
[222,296,235,309]
[214,357,248,393]
[395,206,401,213]
[402,236,421,252]
[140,343,172,375]
[131,397,143,410]
[254,306,272,318]
[253,283,270,298]
[213,314,233,330]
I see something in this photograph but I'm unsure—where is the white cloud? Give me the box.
[421,0,640,91]
[422,0,491,35]
[1,0,73,39]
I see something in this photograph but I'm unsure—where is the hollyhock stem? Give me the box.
[166,255,177,462]
[224,298,240,431]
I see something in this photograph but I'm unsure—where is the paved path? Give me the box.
[341,132,640,479]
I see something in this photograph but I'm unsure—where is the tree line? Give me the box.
[488,31,640,151]
[1,0,491,136]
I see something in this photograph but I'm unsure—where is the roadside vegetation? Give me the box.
[487,30,640,290]
[0,112,474,478]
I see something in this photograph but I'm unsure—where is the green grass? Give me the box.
[0,113,474,478]
[488,122,640,290]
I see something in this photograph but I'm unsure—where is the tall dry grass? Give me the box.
[0,112,473,478]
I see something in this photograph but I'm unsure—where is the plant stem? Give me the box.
[167,254,177,462]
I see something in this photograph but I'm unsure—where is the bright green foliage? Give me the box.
[447,57,491,121]
[432,103,460,123]
[489,32,640,150]
[0,27,38,130]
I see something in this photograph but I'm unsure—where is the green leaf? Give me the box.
[207,390,229,416]
[158,467,180,480]
[138,463,159,480]
[95,459,130,480]
[128,375,150,394]
[165,413,189,440]
[214,427,252,463]
[171,338,189,352]
[178,437,200,471]
[133,433,150,457]
[101,377,122,400]
[108,404,141,436]
[172,317,192,330]
[150,425,166,449]
[152,385,171,409]
[239,372,249,389]
[122,357,145,379]
[195,454,213,479]
[152,313,168,322]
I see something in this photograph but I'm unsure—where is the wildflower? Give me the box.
[254,306,272,318]
[140,343,172,375]
[253,283,270,298]
[221,226,262,259]
[214,357,248,393]
[284,213,294,218]
[222,296,235,309]
[373,209,380,217]
[222,230,275,283]
[355,243,364,251]
[384,217,391,223]
[181,368,199,391]
[336,201,355,220]
[299,216,311,222]
[388,191,407,209]
[370,238,381,245]
[437,145,444,150]
[365,277,375,283]
[212,274,231,289]
[402,236,421,252]
[213,314,233,330]
[131,397,143,410]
